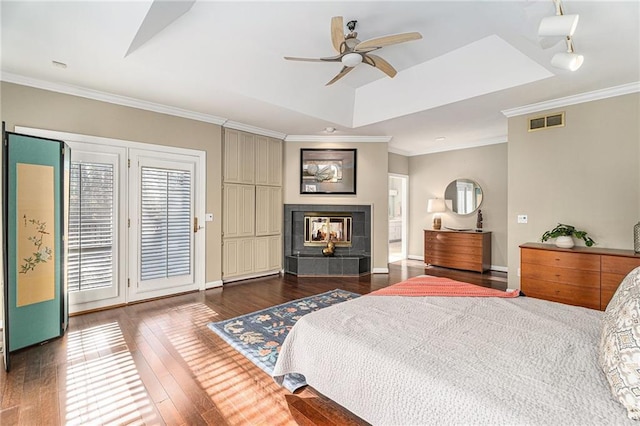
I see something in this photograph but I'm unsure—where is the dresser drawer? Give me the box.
[521,264,600,287]
[429,252,482,265]
[429,232,484,247]
[521,278,600,310]
[601,255,640,274]
[430,257,485,273]
[427,244,481,256]
[521,248,600,271]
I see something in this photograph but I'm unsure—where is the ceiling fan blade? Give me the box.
[331,16,345,53]
[363,54,397,78]
[355,32,422,52]
[326,66,354,86]
[284,56,341,62]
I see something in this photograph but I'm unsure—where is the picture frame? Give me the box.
[300,148,357,195]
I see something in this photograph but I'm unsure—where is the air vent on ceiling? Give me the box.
[528,112,565,132]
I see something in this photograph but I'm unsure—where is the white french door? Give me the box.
[15,126,206,310]
[67,143,127,313]
[128,149,202,301]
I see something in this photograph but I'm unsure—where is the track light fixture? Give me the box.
[539,0,584,71]
[551,38,584,71]
[539,14,579,37]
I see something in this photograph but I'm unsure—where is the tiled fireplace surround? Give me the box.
[284,204,372,276]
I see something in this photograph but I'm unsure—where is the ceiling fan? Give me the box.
[284,16,422,86]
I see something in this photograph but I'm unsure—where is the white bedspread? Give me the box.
[272,294,631,425]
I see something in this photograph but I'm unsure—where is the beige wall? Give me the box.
[408,143,508,268]
[507,93,640,289]
[388,152,409,175]
[0,82,224,284]
[282,142,389,270]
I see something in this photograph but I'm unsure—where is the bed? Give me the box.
[273,274,640,424]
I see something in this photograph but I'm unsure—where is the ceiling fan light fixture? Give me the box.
[551,51,584,71]
[538,14,579,37]
[341,52,363,67]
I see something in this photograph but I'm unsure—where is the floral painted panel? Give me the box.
[16,163,55,307]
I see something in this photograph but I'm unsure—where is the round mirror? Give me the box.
[444,179,483,215]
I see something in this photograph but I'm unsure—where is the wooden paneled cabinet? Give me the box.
[424,230,491,272]
[222,129,283,281]
[224,130,282,186]
[224,129,256,184]
[255,186,282,236]
[222,183,255,238]
[520,243,640,310]
[255,135,282,186]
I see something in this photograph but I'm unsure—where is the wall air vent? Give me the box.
[528,112,565,132]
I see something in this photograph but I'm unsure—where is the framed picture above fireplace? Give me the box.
[300,148,356,194]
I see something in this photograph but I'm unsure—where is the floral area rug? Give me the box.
[208,289,360,391]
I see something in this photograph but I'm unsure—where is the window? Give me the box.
[68,162,114,292]
[140,167,192,281]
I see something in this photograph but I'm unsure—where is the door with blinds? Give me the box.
[128,149,201,301]
[67,144,127,312]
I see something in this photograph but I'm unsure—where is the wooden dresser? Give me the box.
[424,230,491,273]
[520,243,640,310]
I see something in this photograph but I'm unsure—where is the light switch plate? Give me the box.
[517,214,528,224]
[205,213,214,222]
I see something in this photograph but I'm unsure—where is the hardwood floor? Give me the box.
[0,261,506,425]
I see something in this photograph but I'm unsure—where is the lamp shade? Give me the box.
[341,52,363,67]
[551,51,584,71]
[538,14,579,37]
[427,198,447,213]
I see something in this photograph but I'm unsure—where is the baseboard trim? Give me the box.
[206,280,223,289]
[222,270,281,284]
[373,267,389,274]
[490,265,508,273]
[407,255,425,261]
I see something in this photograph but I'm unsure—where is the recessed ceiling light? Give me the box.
[435,137,446,142]
[52,60,67,69]
[324,127,336,133]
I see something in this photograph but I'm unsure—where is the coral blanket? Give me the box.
[369,275,519,298]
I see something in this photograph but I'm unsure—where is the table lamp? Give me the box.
[427,198,447,230]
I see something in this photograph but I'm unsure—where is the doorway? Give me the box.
[388,174,408,263]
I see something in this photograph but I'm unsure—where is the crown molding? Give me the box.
[1,72,228,125]
[285,135,392,143]
[223,121,287,140]
[388,146,413,156]
[501,81,640,118]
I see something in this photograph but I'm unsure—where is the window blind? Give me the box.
[68,162,114,292]
[140,167,191,281]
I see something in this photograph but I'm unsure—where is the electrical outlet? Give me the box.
[517,214,528,224]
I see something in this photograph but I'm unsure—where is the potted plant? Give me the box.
[541,223,596,248]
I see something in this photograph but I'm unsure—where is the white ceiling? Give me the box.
[1,1,639,156]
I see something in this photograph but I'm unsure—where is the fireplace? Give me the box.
[284,204,371,276]
[304,214,352,247]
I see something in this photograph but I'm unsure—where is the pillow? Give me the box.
[599,266,640,420]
